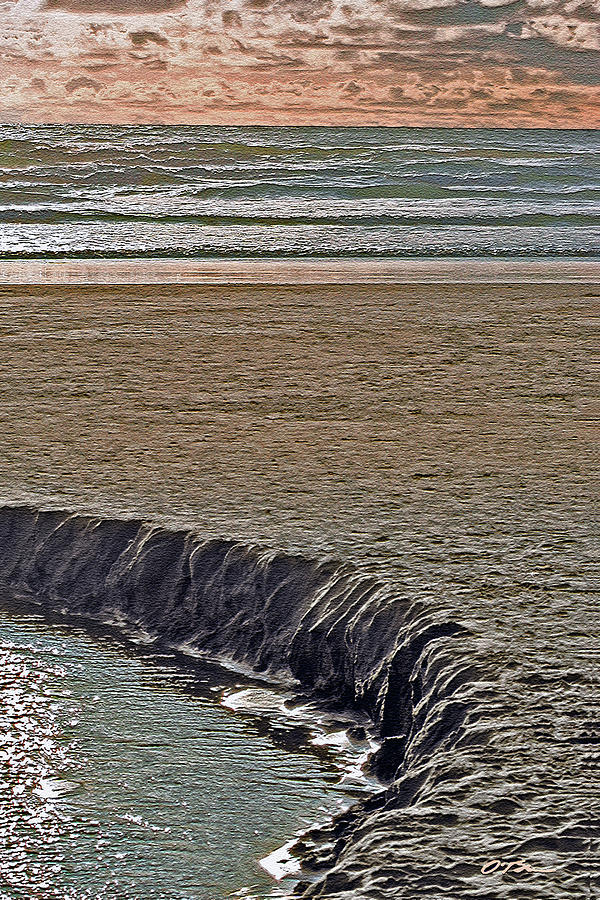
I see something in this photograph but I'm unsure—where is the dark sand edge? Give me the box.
[1,258,600,284]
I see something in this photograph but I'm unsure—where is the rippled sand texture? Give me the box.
[0,282,598,898]
[0,283,597,577]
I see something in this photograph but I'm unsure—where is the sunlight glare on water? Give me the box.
[0,602,352,900]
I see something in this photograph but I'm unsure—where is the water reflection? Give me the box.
[0,602,355,900]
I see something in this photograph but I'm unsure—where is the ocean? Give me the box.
[0,125,598,260]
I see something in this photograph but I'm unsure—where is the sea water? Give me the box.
[0,600,357,900]
[0,125,598,260]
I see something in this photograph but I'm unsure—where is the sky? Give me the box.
[1,0,599,126]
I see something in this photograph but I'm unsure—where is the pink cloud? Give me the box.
[1,0,598,124]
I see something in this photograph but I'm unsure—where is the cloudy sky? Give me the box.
[2,0,599,125]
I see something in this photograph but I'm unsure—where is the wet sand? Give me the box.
[0,279,597,579]
[0,257,599,285]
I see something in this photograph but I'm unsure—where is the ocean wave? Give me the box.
[1,125,598,260]
[0,223,598,259]
[0,211,597,230]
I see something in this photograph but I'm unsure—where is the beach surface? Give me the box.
[1,257,599,284]
[0,279,596,572]
[0,278,597,898]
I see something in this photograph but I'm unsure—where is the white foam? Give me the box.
[260,839,301,881]
[222,687,289,716]
[222,687,383,794]
[310,729,353,751]
[175,642,287,684]
[34,778,80,799]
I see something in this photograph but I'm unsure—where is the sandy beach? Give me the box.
[0,257,599,285]
[1,279,597,568]
[0,276,597,898]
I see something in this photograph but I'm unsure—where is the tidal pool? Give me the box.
[0,600,356,900]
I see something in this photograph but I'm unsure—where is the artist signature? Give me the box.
[481,858,558,875]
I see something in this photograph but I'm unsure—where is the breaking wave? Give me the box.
[1,125,599,260]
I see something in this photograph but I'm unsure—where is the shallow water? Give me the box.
[0,600,355,900]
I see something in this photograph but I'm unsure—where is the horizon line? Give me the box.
[2,122,600,132]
